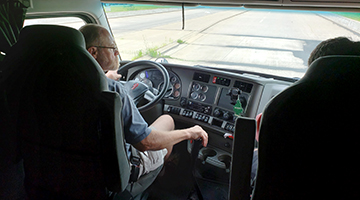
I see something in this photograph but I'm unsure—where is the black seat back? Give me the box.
[229,117,256,200]
[252,56,360,200]
[2,25,130,199]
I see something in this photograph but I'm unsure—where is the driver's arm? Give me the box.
[133,124,208,152]
[108,77,208,152]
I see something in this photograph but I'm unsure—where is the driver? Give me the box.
[79,24,208,181]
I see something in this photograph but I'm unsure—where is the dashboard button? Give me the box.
[204,116,209,123]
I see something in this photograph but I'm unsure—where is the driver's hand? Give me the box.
[187,125,208,147]
[106,70,122,81]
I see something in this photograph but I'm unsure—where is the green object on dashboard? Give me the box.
[233,96,244,116]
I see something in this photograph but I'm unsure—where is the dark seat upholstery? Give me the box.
[2,25,130,199]
[252,56,360,200]
[228,117,256,200]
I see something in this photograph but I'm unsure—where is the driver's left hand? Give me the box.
[106,70,122,81]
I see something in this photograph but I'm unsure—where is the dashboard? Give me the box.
[134,69,182,99]
[125,61,292,169]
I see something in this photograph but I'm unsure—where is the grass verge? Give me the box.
[132,47,171,60]
[334,12,360,21]
[103,4,173,13]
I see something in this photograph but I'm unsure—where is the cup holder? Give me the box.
[200,148,217,164]
[218,154,232,172]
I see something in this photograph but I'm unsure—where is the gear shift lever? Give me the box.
[191,139,203,168]
[190,139,204,200]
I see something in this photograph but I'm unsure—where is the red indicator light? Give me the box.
[212,76,217,83]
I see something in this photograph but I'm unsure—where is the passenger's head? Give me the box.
[308,37,360,66]
[79,24,119,71]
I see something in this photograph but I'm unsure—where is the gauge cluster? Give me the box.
[189,82,217,104]
[134,69,181,99]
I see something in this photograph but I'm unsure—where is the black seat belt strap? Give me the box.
[129,145,141,184]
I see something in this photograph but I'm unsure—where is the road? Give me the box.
[36,7,360,78]
[108,8,244,60]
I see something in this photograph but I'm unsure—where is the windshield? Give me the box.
[112,4,360,78]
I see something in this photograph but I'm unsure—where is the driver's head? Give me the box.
[79,24,119,71]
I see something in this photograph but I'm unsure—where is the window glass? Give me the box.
[103,4,360,78]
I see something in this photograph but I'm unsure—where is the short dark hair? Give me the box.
[308,37,360,66]
[79,24,104,49]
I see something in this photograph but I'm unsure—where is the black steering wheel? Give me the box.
[117,60,170,112]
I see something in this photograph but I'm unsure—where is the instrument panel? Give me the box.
[128,63,291,169]
[129,64,291,138]
[165,72,253,137]
[132,68,256,136]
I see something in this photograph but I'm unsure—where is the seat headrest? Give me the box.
[301,55,360,84]
[3,24,108,92]
[18,25,85,48]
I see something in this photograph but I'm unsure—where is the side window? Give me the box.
[24,17,86,30]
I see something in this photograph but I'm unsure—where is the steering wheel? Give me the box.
[117,60,170,112]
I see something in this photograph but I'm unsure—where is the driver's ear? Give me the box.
[87,46,98,59]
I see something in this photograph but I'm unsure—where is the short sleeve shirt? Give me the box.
[107,78,152,157]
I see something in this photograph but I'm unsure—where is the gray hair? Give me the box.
[79,24,104,49]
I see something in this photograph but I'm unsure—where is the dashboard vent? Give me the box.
[193,72,210,83]
[234,81,253,93]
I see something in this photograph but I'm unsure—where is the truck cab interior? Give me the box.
[1,0,360,199]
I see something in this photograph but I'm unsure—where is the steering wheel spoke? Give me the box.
[144,90,157,102]
[118,60,170,112]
